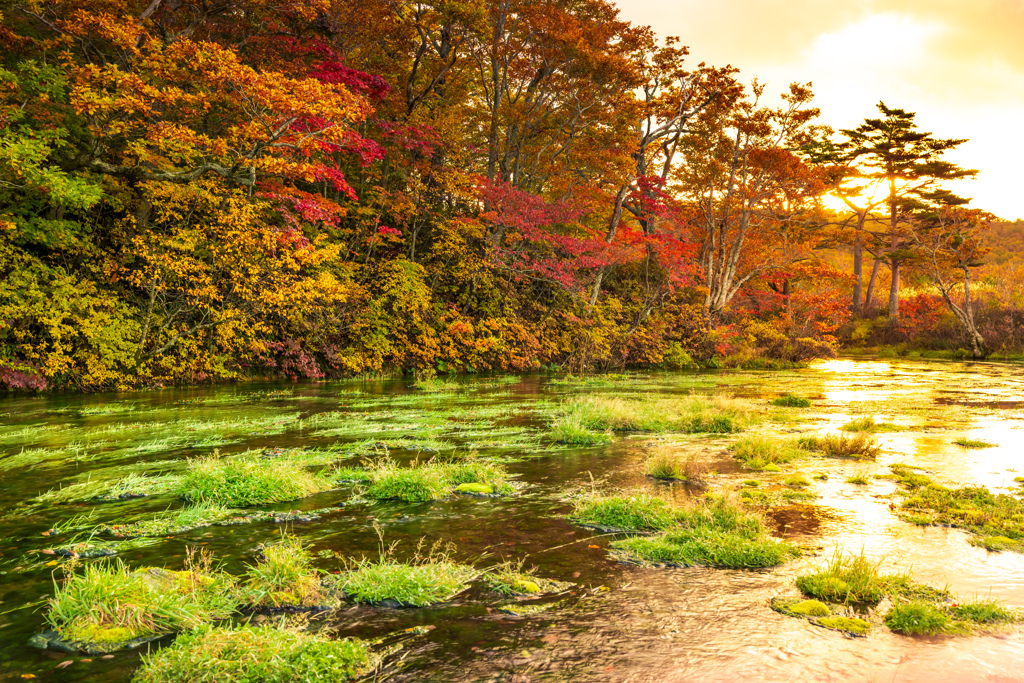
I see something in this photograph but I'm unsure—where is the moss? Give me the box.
[818,616,871,635]
[64,625,138,644]
[742,480,760,487]
[455,482,495,495]
[788,600,830,617]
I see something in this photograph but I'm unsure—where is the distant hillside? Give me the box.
[983,221,1024,265]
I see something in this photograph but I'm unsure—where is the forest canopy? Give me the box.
[0,0,1014,391]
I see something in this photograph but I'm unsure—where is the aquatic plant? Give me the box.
[730,436,807,470]
[954,437,995,449]
[363,458,515,501]
[548,413,613,445]
[610,497,798,569]
[795,549,914,605]
[554,394,751,436]
[846,469,871,485]
[896,476,1024,551]
[771,394,812,408]
[341,541,476,607]
[643,448,708,482]
[180,455,336,507]
[132,624,379,683]
[884,600,953,635]
[840,416,901,433]
[46,552,236,645]
[243,535,331,609]
[484,561,573,596]
[784,473,811,488]
[798,433,881,459]
[570,493,687,531]
[818,616,871,635]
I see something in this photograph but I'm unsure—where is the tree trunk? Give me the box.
[851,234,863,310]
[864,259,881,310]
[887,256,900,319]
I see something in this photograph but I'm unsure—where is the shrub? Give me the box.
[133,624,378,683]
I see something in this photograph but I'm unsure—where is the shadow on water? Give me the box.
[2,360,1024,681]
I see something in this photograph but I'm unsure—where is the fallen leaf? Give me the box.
[588,545,601,549]
[41,549,55,555]
[56,661,73,670]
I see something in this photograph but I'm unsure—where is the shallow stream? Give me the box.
[2,359,1024,682]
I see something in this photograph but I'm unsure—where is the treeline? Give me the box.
[0,1,1004,391]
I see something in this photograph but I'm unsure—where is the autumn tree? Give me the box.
[839,102,978,320]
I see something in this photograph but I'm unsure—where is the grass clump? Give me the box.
[840,416,901,433]
[954,437,995,449]
[771,394,812,408]
[643,448,708,483]
[484,562,573,596]
[846,469,871,485]
[795,549,905,605]
[549,413,613,445]
[46,551,236,645]
[180,455,335,507]
[244,535,331,609]
[555,395,751,436]
[363,458,514,501]
[730,436,808,470]
[341,541,476,607]
[784,473,811,488]
[570,493,686,532]
[133,624,379,683]
[897,478,1024,551]
[610,497,799,569]
[798,433,881,459]
[884,600,952,635]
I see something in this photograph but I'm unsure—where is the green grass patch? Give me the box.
[954,437,995,449]
[795,549,911,605]
[784,473,811,488]
[363,458,514,502]
[548,413,613,445]
[771,394,812,408]
[896,477,1024,550]
[46,552,236,644]
[341,542,476,607]
[846,469,871,485]
[244,535,332,609]
[731,436,808,470]
[180,455,336,507]
[643,448,708,482]
[884,600,953,635]
[841,416,901,433]
[610,497,798,569]
[570,493,686,532]
[798,433,881,459]
[133,624,379,683]
[554,394,752,436]
[484,562,573,596]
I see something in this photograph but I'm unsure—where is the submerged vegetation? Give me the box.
[552,395,752,443]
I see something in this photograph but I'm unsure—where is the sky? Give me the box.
[616,0,1024,220]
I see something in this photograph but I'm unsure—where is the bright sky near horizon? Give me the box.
[616,0,1024,220]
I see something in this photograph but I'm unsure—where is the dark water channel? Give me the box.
[2,359,1024,682]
